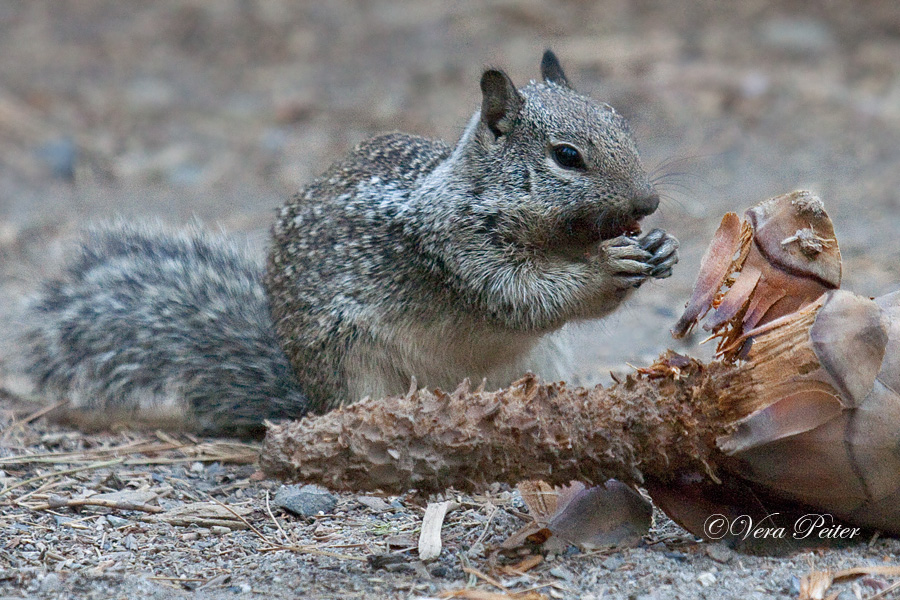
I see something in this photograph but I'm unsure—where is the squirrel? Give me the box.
[15,51,678,438]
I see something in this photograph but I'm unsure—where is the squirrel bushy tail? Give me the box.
[21,221,308,437]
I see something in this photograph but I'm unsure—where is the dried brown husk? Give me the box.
[673,190,841,360]
[661,190,900,544]
[508,480,651,552]
[717,288,900,535]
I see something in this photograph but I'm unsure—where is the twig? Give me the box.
[216,491,366,561]
[473,505,499,549]
[0,442,182,465]
[265,490,289,544]
[29,494,163,514]
[0,399,68,442]
[196,574,232,590]
[204,494,268,541]
[461,566,506,590]
[0,458,124,499]
[866,579,900,600]
[256,543,367,561]
[0,440,257,467]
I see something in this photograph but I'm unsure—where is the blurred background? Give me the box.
[2,0,899,384]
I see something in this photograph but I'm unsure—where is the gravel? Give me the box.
[3,1,900,598]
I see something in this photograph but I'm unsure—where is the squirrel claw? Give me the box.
[606,229,678,289]
[640,228,679,280]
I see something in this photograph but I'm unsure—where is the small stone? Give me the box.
[167,163,204,186]
[697,572,716,587]
[633,586,673,600]
[785,575,802,596]
[210,526,231,535]
[182,532,200,542]
[126,77,176,111]
[273,484,337,517]
[705,543,735,564]
[357,496,392,512]
[430,565,449,578]
[38,573,60,592]
[190,462,205,473]
[383,562,413,573]
[412,561,431,579]
[549,566,575,581]
[106,515,129,528]
[757,17,834,54]
[35,138,77,181]
[385,534,416,550]
[601,555,624,571]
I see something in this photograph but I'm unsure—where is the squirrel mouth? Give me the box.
[597,218,642,241]
[547,213,642,259]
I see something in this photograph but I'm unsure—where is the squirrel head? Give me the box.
[468,50,658,260]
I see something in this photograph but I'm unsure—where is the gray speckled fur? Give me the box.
[267,53,677,411]
[17,52,678,433]
[22,222,306,437]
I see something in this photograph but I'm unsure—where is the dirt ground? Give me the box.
[2,1,900,599]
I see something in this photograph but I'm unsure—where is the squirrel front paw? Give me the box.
[639,228,679,280]
[604,228,679,289]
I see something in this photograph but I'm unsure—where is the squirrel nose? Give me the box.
[631,190,660,218]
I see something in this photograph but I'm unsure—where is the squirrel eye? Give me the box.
[551,144,586,170]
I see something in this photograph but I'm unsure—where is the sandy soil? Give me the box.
[2,1,900,598]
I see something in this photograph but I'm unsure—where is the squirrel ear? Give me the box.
[480,69,524,139]
[540,49,572,89]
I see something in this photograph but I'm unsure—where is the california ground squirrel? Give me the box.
[17,51,678,437]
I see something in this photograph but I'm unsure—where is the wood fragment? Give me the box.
[461,566,506,590]
[419,500,457,560]
[800,565,900,600]
[500,554,543,575]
